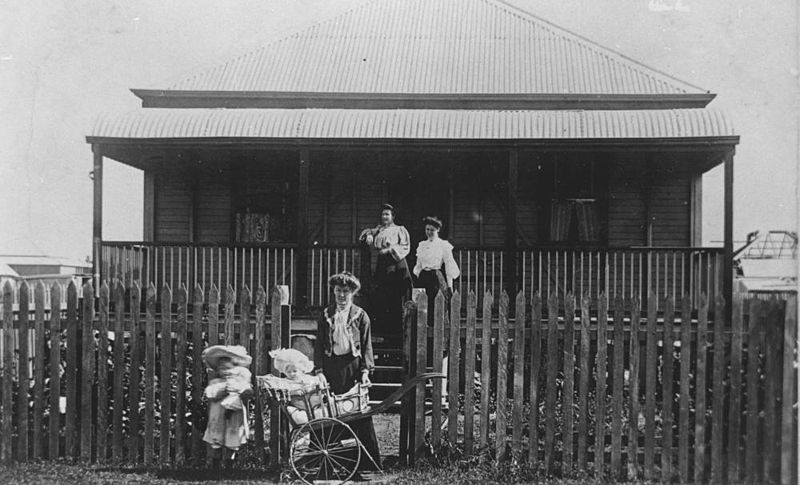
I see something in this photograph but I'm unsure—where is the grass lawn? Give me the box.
[0,460,623,484]
[0,414,644,483]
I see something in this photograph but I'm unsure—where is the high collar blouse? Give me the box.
[413,238,460,281]
[371,224,410,261]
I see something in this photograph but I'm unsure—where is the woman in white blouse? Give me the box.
[413,216,460,317]
[359,204,412,334]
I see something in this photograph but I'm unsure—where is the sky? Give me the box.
[0,0,797,261]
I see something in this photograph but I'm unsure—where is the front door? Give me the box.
[384,155,450,278]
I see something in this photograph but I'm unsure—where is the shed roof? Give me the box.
[89,108,735,142]
[136,0,711,108]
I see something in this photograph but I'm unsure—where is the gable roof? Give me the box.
[134,0,712,109]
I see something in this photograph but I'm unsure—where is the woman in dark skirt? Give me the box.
[313,272,381,469]
[412,216,460,323]
[359,204,412,335]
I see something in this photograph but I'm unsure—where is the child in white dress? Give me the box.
[202,345,253,467]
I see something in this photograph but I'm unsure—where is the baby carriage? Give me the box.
[258,374,379,484]
[258,372,445,484]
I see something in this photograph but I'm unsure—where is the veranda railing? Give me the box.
[100,242,724,313]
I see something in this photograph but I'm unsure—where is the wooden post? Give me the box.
[505,150,519,300]
[2,282,14,464]
[447,161,455,239]
[723,150,735,322]
[689,172,703,246]
[92,146,103,291]
[190,167,199,243]
[143,171,156,241]
[296,150,310,309]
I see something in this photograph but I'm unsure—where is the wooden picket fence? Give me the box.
[0,280,290,466]
[1,279,797,483]
[401,289,798,484]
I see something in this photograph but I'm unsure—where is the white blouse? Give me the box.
[413,238,460,287]
[332,303,352,355]
[370,224,410,261]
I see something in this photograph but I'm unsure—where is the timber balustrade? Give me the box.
[101,242,723,314]
[101,242,296,305]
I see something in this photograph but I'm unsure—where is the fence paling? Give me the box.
[643,292,657,480]
[430,291,445,448]
[190,285,205,462]
[65,282,79,458]
[780,297,797,485]
[479,291,491,450]
[112,283,125,463]
[80,283,95,461]
[33,282,46,460]
[2,282,14,464]
[463,291,476,453]
[48,284,62,461]
[610,296,624,478]
[17,281,30,462]
[544,292,558,472]
[661,296,676,480]
[694,294,709,483]
[97,282,110,463]
[710,295,725,483]
[627,295,641,479]
[528,292,542,466]
[577,295,590,469]
[174,286,188,466]
[413,292,427,462]
[512,291,526,464]
[495,292,509,463]
[728,287,744,482]
[595,295,608,477]
[128,282,142,463]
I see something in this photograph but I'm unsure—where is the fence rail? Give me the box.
[401,288,798,483]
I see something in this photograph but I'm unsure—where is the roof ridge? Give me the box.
[489,0,709,93]
[142,0,713,98]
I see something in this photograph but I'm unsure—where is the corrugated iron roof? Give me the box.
[156,0,708,96]
[89,108,735,140]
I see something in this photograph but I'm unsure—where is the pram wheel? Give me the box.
[290,417,361,484]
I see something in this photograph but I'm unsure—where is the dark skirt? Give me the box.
[321,353,381,469]
[371,253,412,334]
[416,269,452,325]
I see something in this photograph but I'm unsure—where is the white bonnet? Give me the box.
[269,348,314,375]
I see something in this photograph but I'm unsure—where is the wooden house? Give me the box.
[87,0,738,317]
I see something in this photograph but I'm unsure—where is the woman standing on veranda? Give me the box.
[412,216,460,323]
[359,204,412,335]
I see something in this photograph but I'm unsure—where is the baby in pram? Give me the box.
[266,348,325,424]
